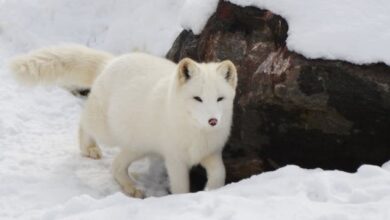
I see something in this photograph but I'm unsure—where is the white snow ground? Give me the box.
[0,0,390,219]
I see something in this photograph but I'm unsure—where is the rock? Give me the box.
[167,1,390,184]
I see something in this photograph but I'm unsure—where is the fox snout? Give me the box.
[208,118,218,127]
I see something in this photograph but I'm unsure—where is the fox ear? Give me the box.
[177,58,198,84]
[218,60,237,88]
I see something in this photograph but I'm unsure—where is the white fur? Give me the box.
[9,45,238,197]
[9,44,113,89]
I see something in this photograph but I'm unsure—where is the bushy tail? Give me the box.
[9,44,114,89]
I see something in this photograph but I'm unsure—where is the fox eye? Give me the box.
[193,96,203,102]
[217,97,224,102]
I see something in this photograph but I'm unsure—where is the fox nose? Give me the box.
[208,118,218,126]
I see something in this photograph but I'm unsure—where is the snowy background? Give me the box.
[0,0,390,219]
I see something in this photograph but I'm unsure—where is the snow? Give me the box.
[182,0,390,65]
[0,0,390,219]
[13,165,390,219]
[0,0,184,56]
[180,0,219,35]
[229,0,390,65]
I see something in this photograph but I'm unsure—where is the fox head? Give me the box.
[175,58,238,130]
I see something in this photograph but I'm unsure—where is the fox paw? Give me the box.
[81,147,102,159]
[122,184,144,198]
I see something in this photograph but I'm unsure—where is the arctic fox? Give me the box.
[9,45,238,198]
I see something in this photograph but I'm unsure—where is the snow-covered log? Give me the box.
[167,1,390,184]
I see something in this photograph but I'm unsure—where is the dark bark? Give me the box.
[167,1,390,185]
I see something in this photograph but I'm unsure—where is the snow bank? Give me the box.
[24,165,390,220]
[0,0,184,56]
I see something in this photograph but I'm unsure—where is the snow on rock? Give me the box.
[229,0,390,65]
[180,0,219,35]
[182,0,390,65]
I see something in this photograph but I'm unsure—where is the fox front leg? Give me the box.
[201,152,226,190]
[165,159,190,194]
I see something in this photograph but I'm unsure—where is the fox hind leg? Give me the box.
[79,126,102,159]
[112,148,144,198]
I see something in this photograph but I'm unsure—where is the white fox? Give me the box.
[9,45,238,198]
